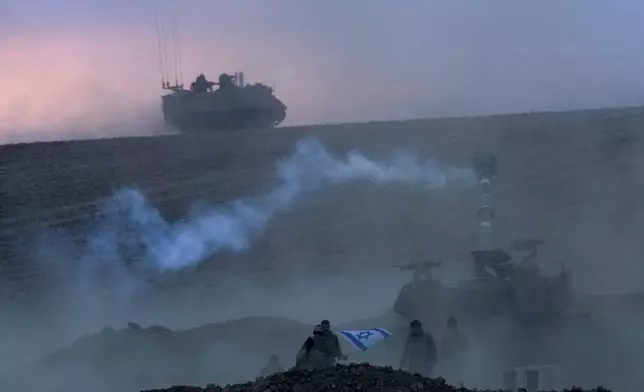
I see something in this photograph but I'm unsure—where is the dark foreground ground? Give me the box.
[143,364,608,392]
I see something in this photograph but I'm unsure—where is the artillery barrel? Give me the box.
[474,154,497,250]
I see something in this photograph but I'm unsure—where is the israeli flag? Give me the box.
[338,328,392,351]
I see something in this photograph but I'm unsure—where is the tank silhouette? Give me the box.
[161,72,287,133]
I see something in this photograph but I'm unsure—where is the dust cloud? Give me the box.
[21,138,472,315]
[2,0,644,390]
[74,138,473,272]
[3,130,644,390]
[0,33,176,143]
[0,138,474,391]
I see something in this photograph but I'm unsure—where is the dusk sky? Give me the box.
[2,1,644,142]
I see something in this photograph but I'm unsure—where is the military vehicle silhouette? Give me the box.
[161,72,287,133]
[392,244,573,327]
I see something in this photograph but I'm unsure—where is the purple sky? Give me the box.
[2,1,644,142]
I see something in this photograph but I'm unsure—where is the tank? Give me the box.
[161,72,287,133]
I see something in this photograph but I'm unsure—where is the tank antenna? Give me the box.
[473,154,498,250]
[171,15,181,88]
[173,16,184,87]
[154,13,168,89]
[159,17,170,89]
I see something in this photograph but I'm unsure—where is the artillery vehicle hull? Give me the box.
[393,263,573,329]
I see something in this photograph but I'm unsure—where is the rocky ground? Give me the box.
[141,363,610,392]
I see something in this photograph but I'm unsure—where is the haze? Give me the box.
[2,0,644,143]
[4,3,644,389]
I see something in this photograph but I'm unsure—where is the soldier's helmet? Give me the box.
[313,324,324,335]
[321,319,331,330]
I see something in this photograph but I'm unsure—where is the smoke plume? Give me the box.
[79,137,474,273]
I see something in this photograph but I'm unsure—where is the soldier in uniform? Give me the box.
[399,319,438,376]
[320,319,348,366]
[258,354,284,377]
[190,74,215,93]
[439,317,469,381]
[295,325,328,369]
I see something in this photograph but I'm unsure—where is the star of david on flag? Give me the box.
[338,328,392,351]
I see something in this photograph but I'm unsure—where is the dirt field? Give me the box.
[3,106,644,295]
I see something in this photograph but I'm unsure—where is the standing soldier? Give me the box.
[295,325,328,369]
[399,320,438,376]
[439,316,469,382]
[320,319,348,366]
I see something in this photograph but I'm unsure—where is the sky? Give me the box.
[2,0,644,142]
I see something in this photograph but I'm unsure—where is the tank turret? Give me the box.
[391,260,442,282]
[392,260,445,326]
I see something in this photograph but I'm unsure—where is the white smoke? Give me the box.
[73,137,476,273]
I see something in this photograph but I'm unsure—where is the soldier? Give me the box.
[399,319,437,376]
[191,74,215,93]
[439,317,468,381]
[295,325,328,369]
[320,319,348,365]
[258,354,284,378]
[218,73,235,88]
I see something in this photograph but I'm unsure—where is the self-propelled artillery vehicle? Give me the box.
[392,155,573,328]
[392,244,573,327]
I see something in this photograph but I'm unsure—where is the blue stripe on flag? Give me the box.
[339,331,367,351]
[372,328,391,338]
